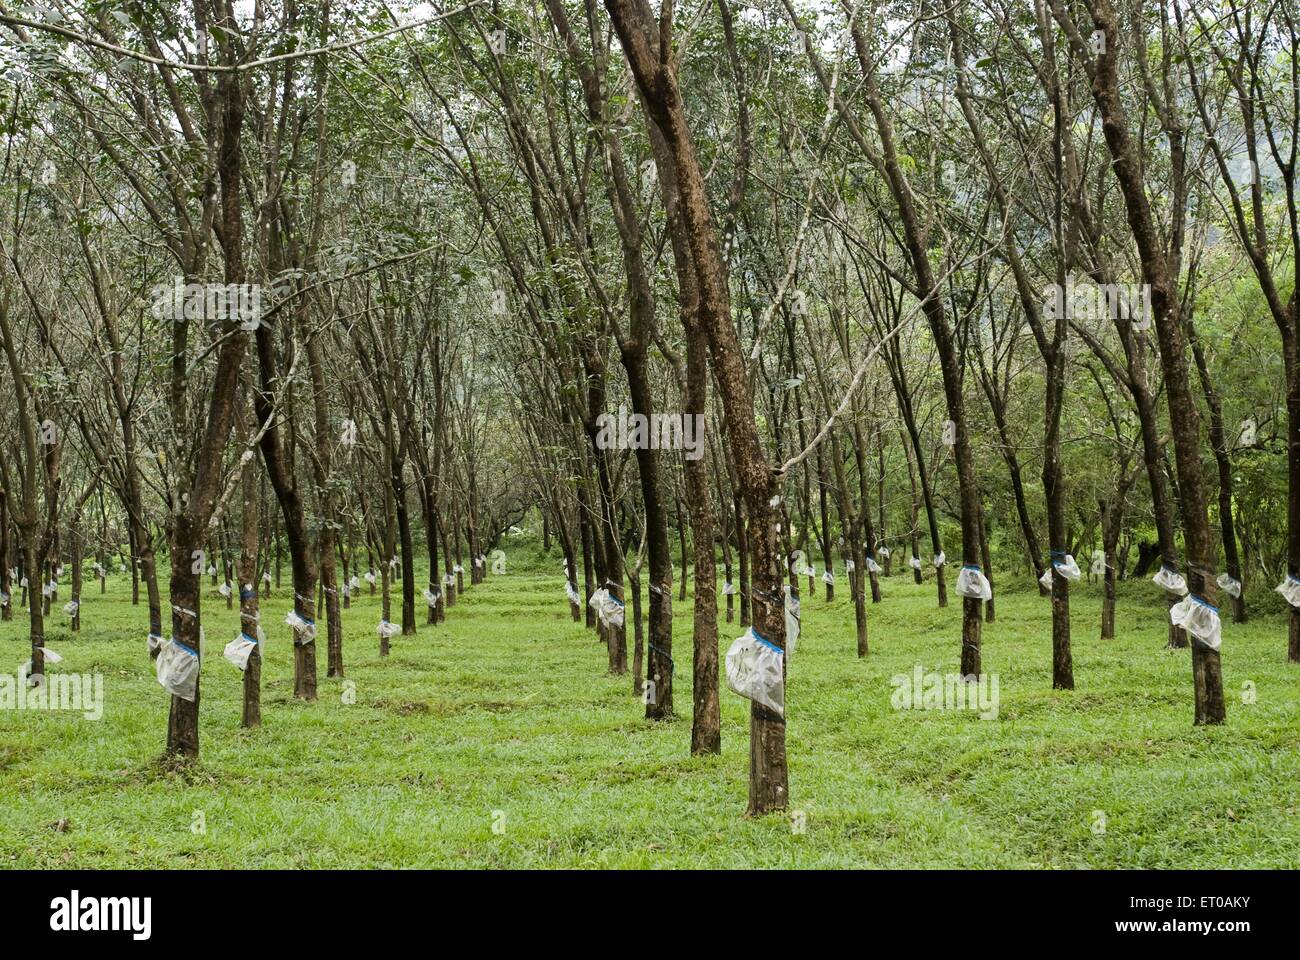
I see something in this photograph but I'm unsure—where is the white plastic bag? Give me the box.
[453,564,464,574]
[1170,594,1222,651]
[377,619,400,639]
[1216,573,1242,599]
[593,591,610,625]
[1276,574,1300,609]
[364,570,376,585]
[955,564,992,600]
[223,631,258,671]
[423,588,440,607]
[156,638,200,702]
[147,632,166,657]
[1238,417,1256,447]
[822,571,834,586]
[285,609,316,644]
[218,582,232,599]
[348,575,360,590]
[1090,551,1106,576]
[724,628,785,717]
[599,592,625,628]
[941,420,956,446]
[783,586,801,657]
[878,547,891,559]
[564,581,580,606]
[1053,554,1082,581]
[1039,566,1054,590]
[866,558,882,574]
[845,559,856,573]
[932,552,946,569]
[37,645,63,664]
[1153,565,1188,595]
[721,581,737,595]
[909,556,921,571]
[62,600,80,616]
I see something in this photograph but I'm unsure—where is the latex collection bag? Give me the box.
[954,564,992,600]
[724,627,785,717]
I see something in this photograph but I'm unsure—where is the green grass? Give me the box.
[2,553,1298,868]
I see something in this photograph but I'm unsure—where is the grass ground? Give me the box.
[2,545,1298,868]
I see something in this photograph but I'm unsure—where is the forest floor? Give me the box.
[2,548,1299,868]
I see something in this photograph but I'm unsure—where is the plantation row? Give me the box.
[0,0,1296,816]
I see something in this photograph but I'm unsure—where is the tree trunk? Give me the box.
[676,212,721,753]
[1071,0,1224,722]
[607,0,788,811]
[238,389,262,728]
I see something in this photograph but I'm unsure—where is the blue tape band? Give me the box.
[649,643,675,673]
[751,629,784,654]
